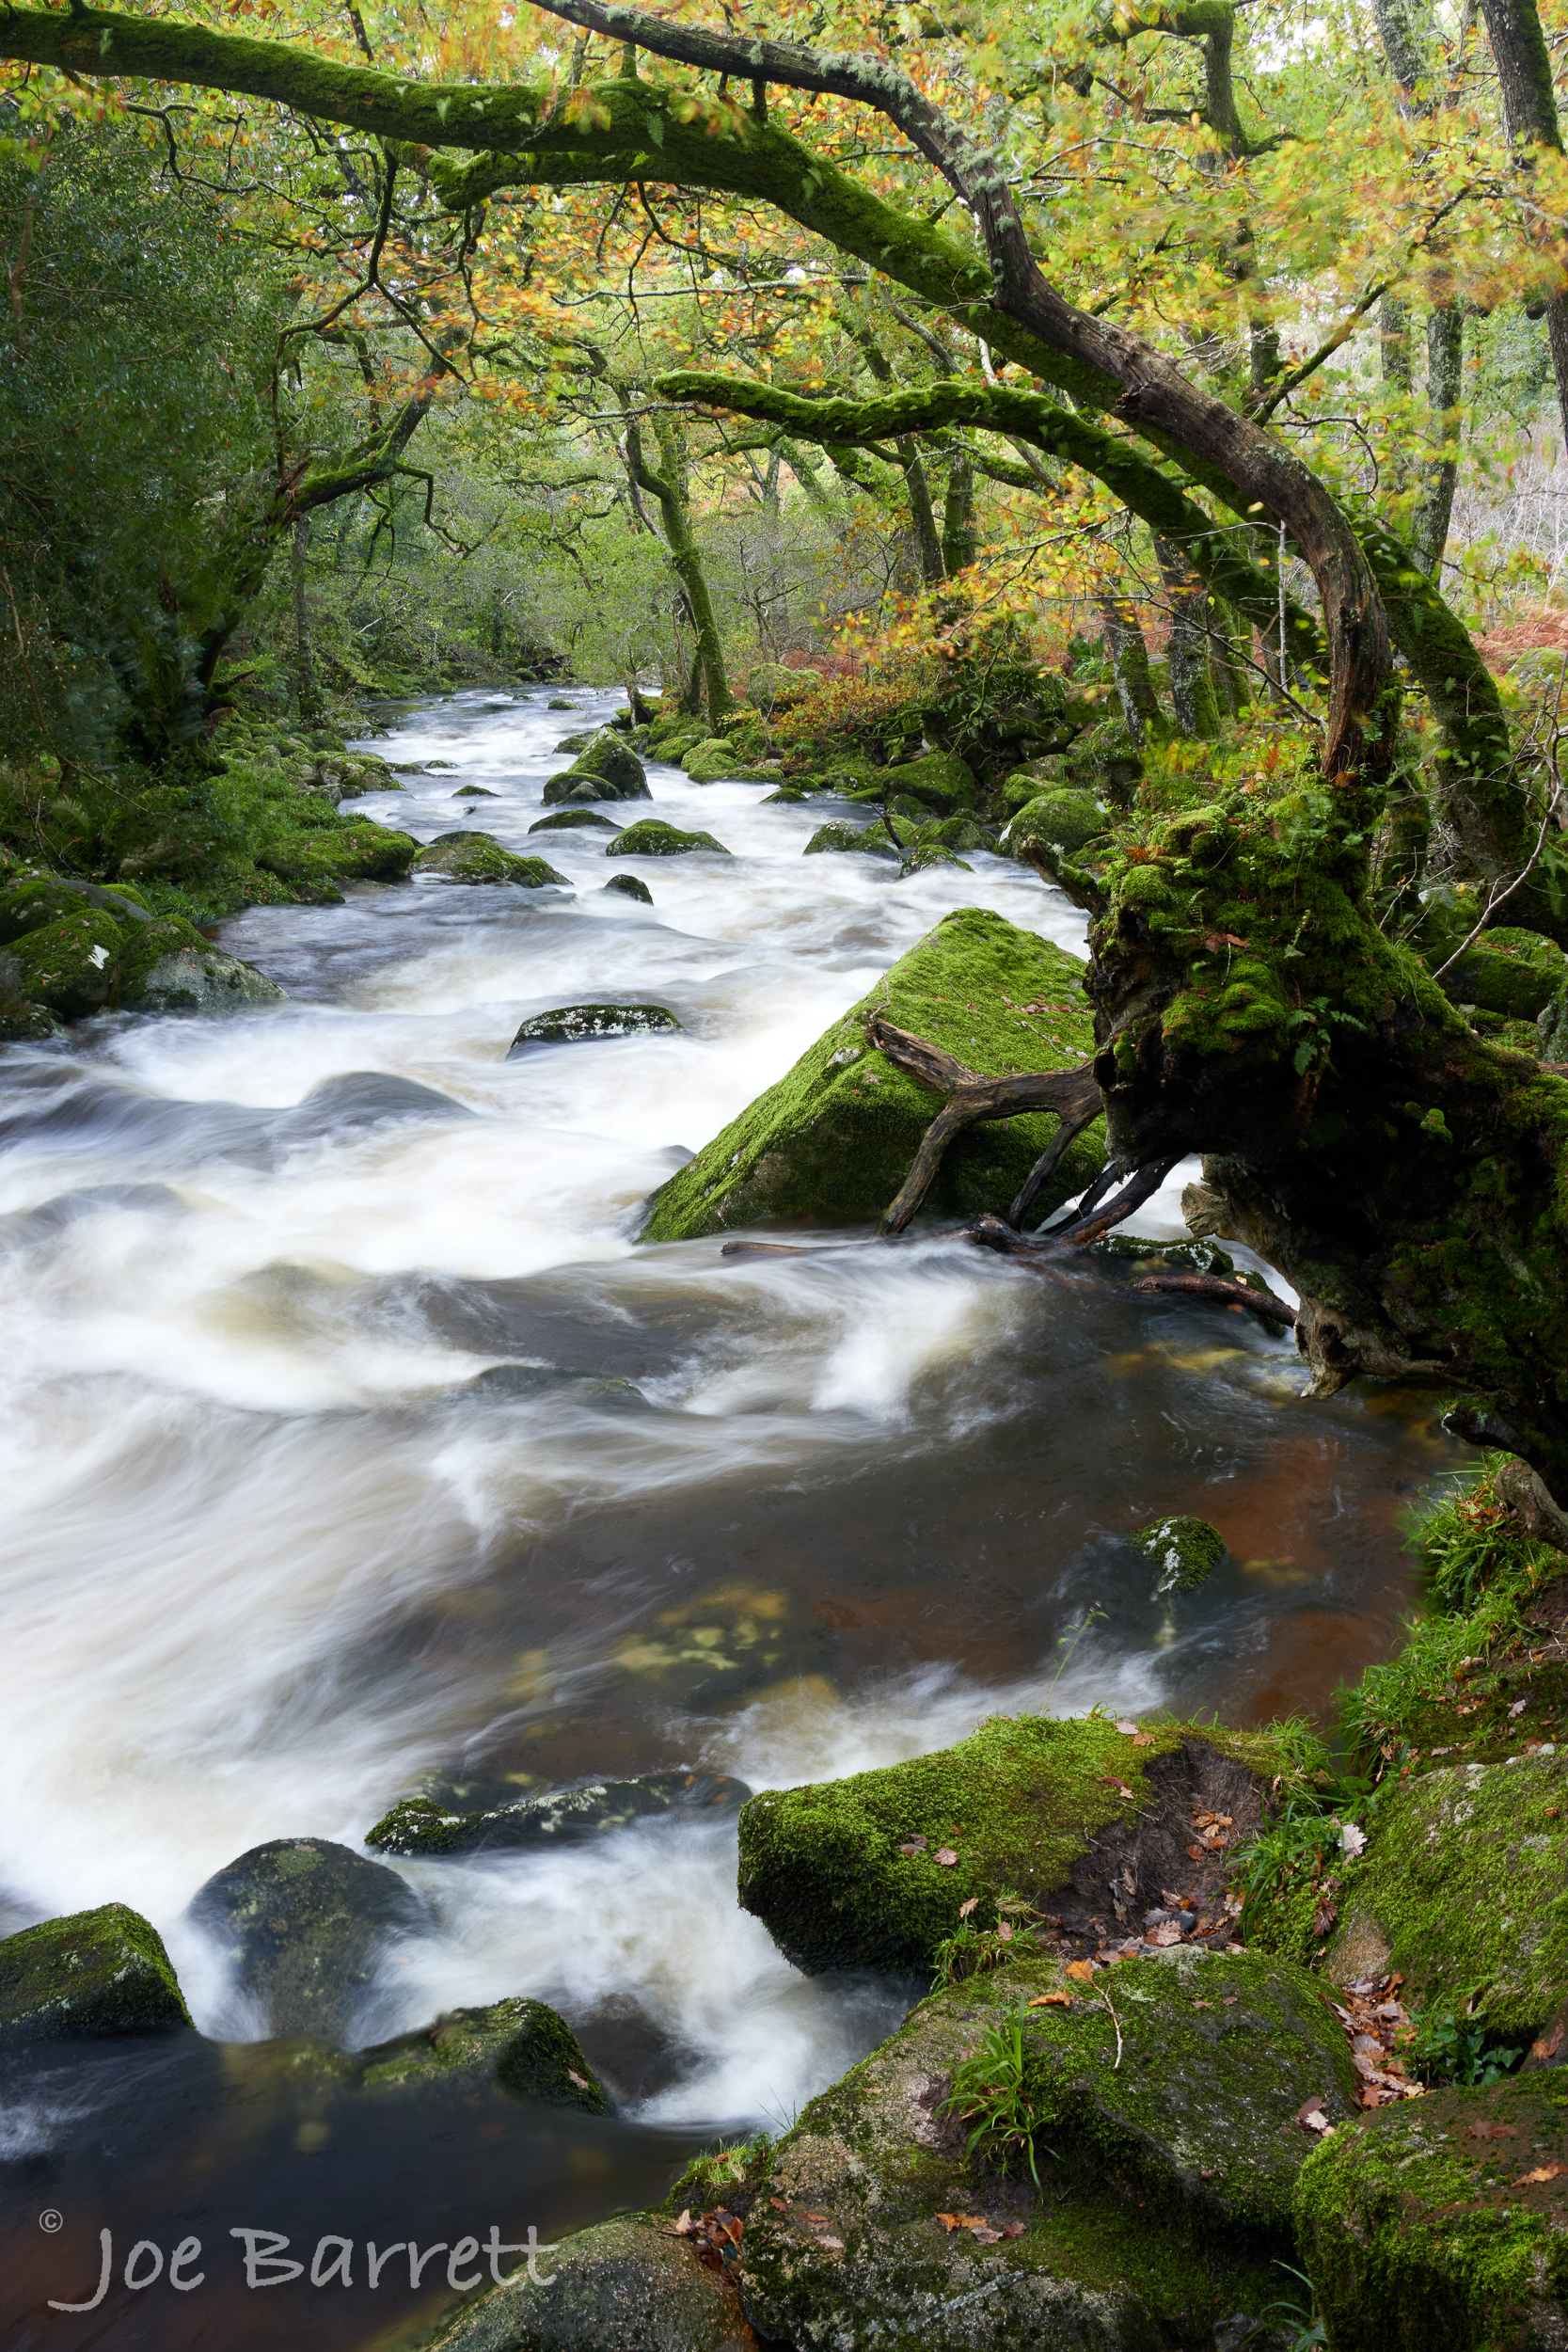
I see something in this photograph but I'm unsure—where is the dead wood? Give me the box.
[1126,1272,1298,1327]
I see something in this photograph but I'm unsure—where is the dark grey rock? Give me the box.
[367,1771,752,1858]
[508,1003,682,1052]
[187,1837,429,2041]
[604,874,654,904]
[530,809,618,834]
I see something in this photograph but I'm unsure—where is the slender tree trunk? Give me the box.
[1155,538,1223,738]
[292,514,314,720]
[1100,596,1163,749]
[1479,0,1568,452]
[1411,308,1464,577]
[1380,294,1413,389]
[941,443,976,576]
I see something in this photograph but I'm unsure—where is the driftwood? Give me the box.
[864,1014,1101,1234]
[1127,1272,1297,1327]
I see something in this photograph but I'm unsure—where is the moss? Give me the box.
[0,1901,191,2042]
[1004,790,1106,860]
[1322,1752,1568,2033]
[1445,925,1567,1022]
[604,873,654,903]
[881,748,978,812]
[735,1947,1300,2351]
[736,1710,1291,1976]
[1132,1516,1226,1595]
[641,907,1104,1242]
[412,834,569,887]
[529,807,617,834]
[359,1994,607,2112]
[8,906,128,1017]
[418,2213,748,2352]
[1296,2074,1568,2350]
[605,818,731,857]
[803,818,897,856]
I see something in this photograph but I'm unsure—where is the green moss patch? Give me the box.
[1004,789,1106,860]
[413,833,568,887]
[421,2213,748,2352]
[639,907,1103,1241]
[359,1994,606,2112]
[1133,1516,1226,1595]
[0,1901,191,2042]
[1444,925,1567,1022]
[606,819,730,858]
[1296,2074,1568,2351]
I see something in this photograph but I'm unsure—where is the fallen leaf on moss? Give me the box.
[1029,1991,1074,2008]
[958,1896,979,1918]
[1066,1960,1096,1981]
[934,1847,958,1866]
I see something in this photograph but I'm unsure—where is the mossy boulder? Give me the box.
[732,1947,1318,2350]
[898,844,972,880]
[1066,717,1144,798]
[803,819,898,858]
[603,873,654,904]
[414,833,569,887]
[0,950,62,1041]
[606,819,730,858]
[1132,1516,1226,1595]
[881,747,978,813]
[358,1994,608,2111]
[639,907,1102,1242]
[1444,925,1568,1022]
[1322,1751,1568,2034]
[257,818,418,888]
[745,660,822,707]
[186,1836,430,2042]
[529,808,618,834]
[118,921,290,1015]
[1296,2073,1568,2350]
[8,904,135,1017]
[367,1771,751,1858]
[423,2212,750,2352]
[1004,789,1107,861]
[508,1003,682,1051]
[6,898,285,1021]
[0,1901,192,2043]
[0,873,156,945]
[922,812,998,853]
[680,736,772,784]
[541,729,649,804]
[736,1714,1283,1977]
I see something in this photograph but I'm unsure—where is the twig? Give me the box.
[1101,1983,1123,2070]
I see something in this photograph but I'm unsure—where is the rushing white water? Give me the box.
[0,687,1431,2152]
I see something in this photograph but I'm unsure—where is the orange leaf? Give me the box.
[1029,1991,1075,2007]
[1066,1959,1096,1982]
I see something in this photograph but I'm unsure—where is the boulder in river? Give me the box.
[529,808,618,834]
[455,1363,647,1407]
[0,876,286,1021]
[358,1994,608,2111]
[451,784,500,798]
[606,819,730,858]
[413,833,570,887]
[1003,787,1107,861]
[1318,1750,1568,2033]
[736,1715,1282,1976]
[186,1836,429,2042]
[424,2212,749,2351]
[1133,1514,1226,1595]
[879,747,978,813]
[680,738,776,784]
[896,844,972,880]
[803,819,898,858]
[640,906,1101,1240]
[367,1770,751,1857]
[0,1900,192,2043]
[603,873,654,903]
[1296,2073,1568,2351]
[508,1003,683,1051]
[540,728,648,804]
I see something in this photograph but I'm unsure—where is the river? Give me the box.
[0,687,1454,2346]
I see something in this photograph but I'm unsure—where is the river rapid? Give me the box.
[1,688,1456,2346]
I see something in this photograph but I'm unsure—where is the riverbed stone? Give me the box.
[803,818,897,858]
[881,748,978,813]
[529,808,618,834]
[507,1003,682,1051]
[730,1946,1307,2351]
[7,906,126,1017]
[736,1714,1283,1977]
[0,1901,192,2043]
[1321,1750,1568,2034]
[117,921,290,1014]
[603,873,654,903]
[0,949,62,1041]
[423,2213,751,2351]
[1295,2073,1568,2351]
[186,1836,429,2041]
[639,906,1101,1241]
[540,729,648,803]
[367,1771,752,1858]
[414,834,569,887]
[897,844,972,880]
[358,1994,608,2111]
[1132,1515,1226,1595]
[1444,924,1568,1022]
[606,819,730,857]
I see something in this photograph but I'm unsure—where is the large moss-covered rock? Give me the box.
[187,1836,429,2042]
[1296,2074,1568,2351]
[0,950,62,1041]
[881,748,978,813]
[367,1771,751,1857]
[736,1715,1280,1976]
[744,660,822,708]
[1444,925,1568,1022]
[0,873,155,944]
[117,920,289,1014]
[0,1901,191,2042]
[732,1947,1313,2351]
[639,908,1101,1242]
[8,905,129,1017]
[1323,1751,1568,2034]
[606,819,730,858]
[541,729,650,804]
[1004,789,1106,861]
[424,2213,751,2352]
[803,819,897,858]
[257,818,418,888]
[414,833,569,887]
[529,808,618,834]
[358,1994,608,2111]
[5,898,285,1021]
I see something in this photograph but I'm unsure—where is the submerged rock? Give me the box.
[606,819,730,858]
[286,1070,476,1137]
[187,1836,429,2042]
[603,873,654,904]
[546,694,575,710]
[897,844,972,880]
[367,1770,752,1858]
[640,906,1101,1241]
[0,1901,192,2044]
[119,930,290,1016]
[358,1994,608,2112]
[508,1003,682,1051]
[424,2212,749,2351]
[455,1363,647,1407]
[451,784,500,798]
[732,1945,1329,2350]
[413,833,569,888]
[737,1716,1279,1976]
[1296,2074,1568,2350]
[529,808,618,834]
[1133,1515,1226,1595]
[1319,1750,1568,2032]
